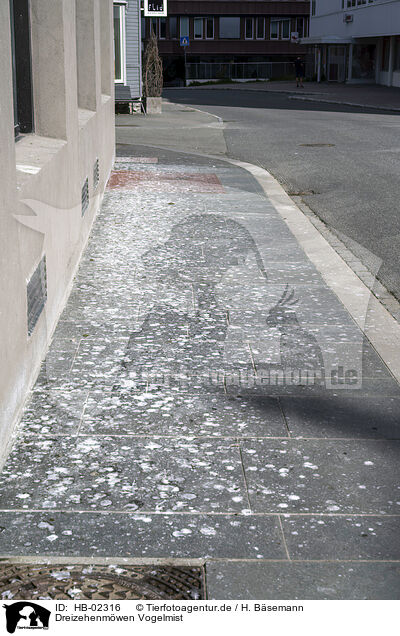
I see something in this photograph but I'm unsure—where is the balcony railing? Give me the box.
[186,61,309,82]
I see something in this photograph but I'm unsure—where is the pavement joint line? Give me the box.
[201,558,400,563]
[238,442,253,513]
[277,398,291,438]
[2,510,400,517]
[0,554,400,567]
[278,515,291,561]
[2,556,400,564]
[18,435,400,441]
[246,342,257,375]
[224,158,400,386]
[73,391,90,437]
[0,556,206,566]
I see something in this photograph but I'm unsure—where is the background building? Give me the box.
[305,0,400,86]
[141,0,311,84]
[0,0,115,458]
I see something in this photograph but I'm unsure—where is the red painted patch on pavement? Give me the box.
[107,170,225,193]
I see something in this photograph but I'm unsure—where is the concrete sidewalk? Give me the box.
[178,81,400,112]
[0,103,399,600]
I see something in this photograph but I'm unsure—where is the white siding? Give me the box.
[125,0,142,97]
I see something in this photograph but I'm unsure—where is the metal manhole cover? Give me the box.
[299,143,335,147]
[0,564,204,601]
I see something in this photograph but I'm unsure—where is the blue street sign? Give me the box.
[180,36,189,47]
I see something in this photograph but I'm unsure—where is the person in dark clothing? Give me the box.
[294,57,305,87]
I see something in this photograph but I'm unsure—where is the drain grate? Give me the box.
[0,564,204,601]
[27,256,47,336]
[93,159,100,190]
[81,177,89,216]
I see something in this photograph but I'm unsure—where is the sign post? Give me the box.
[180,36,189,85]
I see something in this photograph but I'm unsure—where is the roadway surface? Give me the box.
[164,87,400,302]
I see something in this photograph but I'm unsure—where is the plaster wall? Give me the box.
[0,0,115,461]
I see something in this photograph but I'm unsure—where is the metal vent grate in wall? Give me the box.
[27,256,47,336]
[81,177,89,216]
[93,158,100,190]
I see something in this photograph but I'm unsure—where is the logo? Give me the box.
[3,603,51,634]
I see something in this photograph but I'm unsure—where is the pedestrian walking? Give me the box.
[294,57,305,87]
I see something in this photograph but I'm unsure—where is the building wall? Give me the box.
[0,0,115,464]
[307,0,400,85]
[125,0,142,97]
[142,0,311,82]
[310,0,400,39]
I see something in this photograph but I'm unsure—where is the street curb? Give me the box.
[288,95,400,113]
[164,86,400,113]
[226,158,400,385]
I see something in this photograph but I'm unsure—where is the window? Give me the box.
[169,16,177,38]
[296,17,304,38]
[9,0,34,137]
[256,17,265,40]
[394,36,400,72]
[245,18,254,40]
[281,19,290,39]
[311,0,316,16]
[113,3,126,84]
[270,19,279,40]
[219,17,240,39]
[150,17,157,36]
[270,18,290,40]
[194,17,203,39]
[382,37,390,72]
[159,17,166,39]
[206,17,214,39]
[180,16,189,38]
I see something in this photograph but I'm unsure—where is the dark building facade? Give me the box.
[141,0,310,84]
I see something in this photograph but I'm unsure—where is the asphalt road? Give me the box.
[164,88,400,302]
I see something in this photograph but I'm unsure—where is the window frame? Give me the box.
[10,0,34,137]
[219,17,241,40]
[159,16,167,39]
[194,17,203,40]
[245,17,254,40]
[205,17,214,40]
[256,17,265,40]
[296,17,304,38]
[311,0,316,16]
[169,16,178,39]
[270,18,279,40]
[180,16,189,38]
[281,18,290,40]
[113,2,126,85]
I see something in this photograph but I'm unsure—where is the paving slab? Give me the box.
[241,438,400,513]
[281,515,400,560]
[280,396,400,439]
[82,391,287,438]
[0,437,247,513]
[206,561,400,599]
[0,513,285,560]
